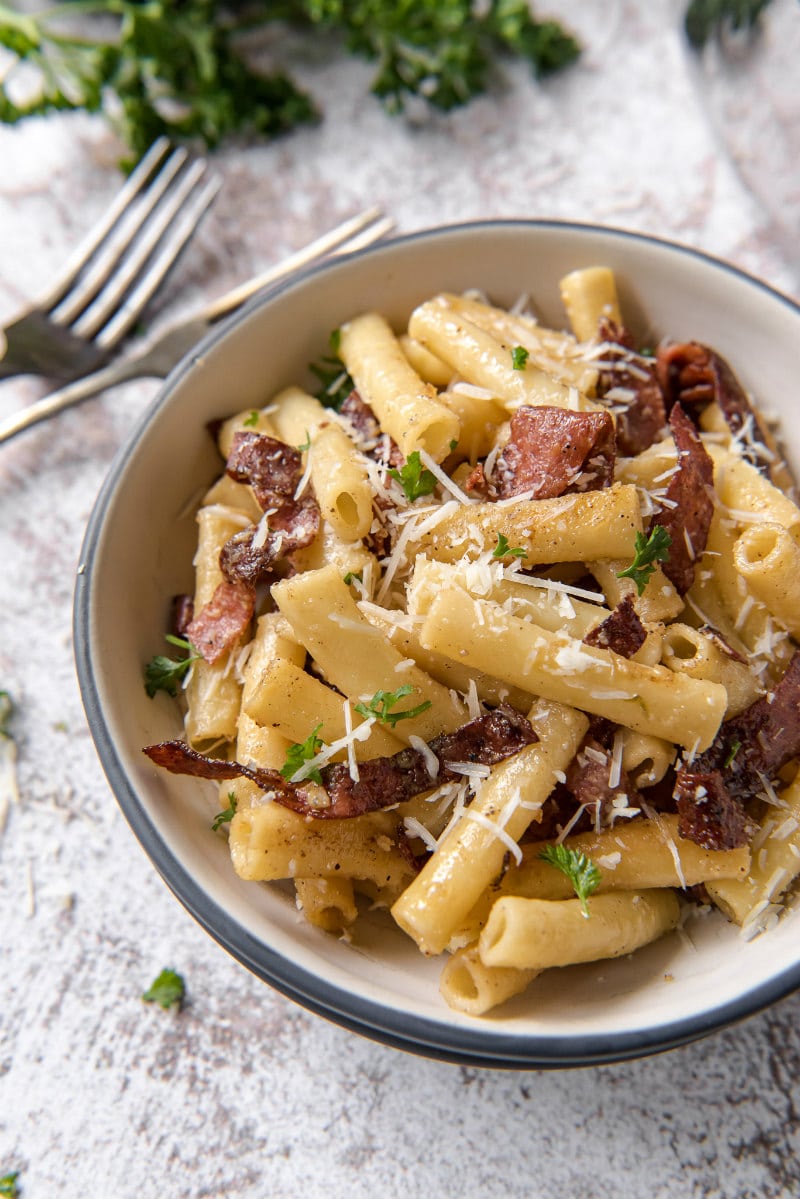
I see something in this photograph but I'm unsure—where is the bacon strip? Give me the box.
[492,406,615,500]
[583,596,646,658]
[673,651,800,849]
[656,404,714,595]
[185,578,255,665]
[656,341,773,476]
[596,319,667,456]
[673,769,751,851]
[143,705,537,820]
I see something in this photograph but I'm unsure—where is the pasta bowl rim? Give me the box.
[75,218,800,1068]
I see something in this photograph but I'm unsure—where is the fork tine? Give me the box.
[52,145,191,326]
[38,137,172,312]
[93,172,221,350]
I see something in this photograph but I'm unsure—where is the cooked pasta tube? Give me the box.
[202,473,262,522]
[184,503,250,746]
[700,402,797,498]
[406,555,607,639]
[436,385,507,461]
[229,802,415,892]
[273,565,466,741]
[294,877,358,933]
[291,523,377,581]
[706,443,800,532]
[408,296,599,413]
[418,588,727,750]
[413,483,643,566]
[391,700,588,955]
[399,333,453,387]
[271,386,373,541]
[450,814,748,947]
[243,657,403,758]
[707,771,800,929]
[619,730,676,786]
[439,945,537,1016]
[661,622,762,717]
[559,267,622,342]
[478,890,680,971]
[338,312,460,462]
[587,557,684,624]
[733,523,800,638]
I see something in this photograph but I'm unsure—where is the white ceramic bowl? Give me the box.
[75,221,800,1067]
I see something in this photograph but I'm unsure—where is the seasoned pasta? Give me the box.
[142,271,800,1018]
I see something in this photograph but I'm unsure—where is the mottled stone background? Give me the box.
[1,2,799,1196]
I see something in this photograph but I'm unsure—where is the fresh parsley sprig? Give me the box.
[243,410,260,428]
[0,1173,19,1199]
[492,533,527,560]
[388,451,437,502]
[616,525,672,596]
[142,968,185,1011]
[355,685,433,729]
[684,0,773,48]
[144,635,202,699]
[212,792,238,831]
[539,843,602,917]
[281,724,326,784]
[511,345,530,370]
[309,331,353,411]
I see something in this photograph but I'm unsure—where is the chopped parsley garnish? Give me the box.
[297,429,312,453]
[329,327,342,355]
[492,533,527,560]
[511,345,530,370]
[142,968,185,1011]
[281,724,326,784]
[685,0,773,49]
[388,451,437,502]
[243,409,260,427]
[144,635,202,699]
[309,329,353,411]
[211,792,238,831]
[449,438,459,451]
[0,691,13,738]
[0,1174,19,1199]
[343,571,363,586]
[355,685,433,729]
[539,843,602,917]
[616,525,672,596]
[724,739,742,768]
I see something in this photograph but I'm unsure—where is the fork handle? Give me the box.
[0,359,155,445]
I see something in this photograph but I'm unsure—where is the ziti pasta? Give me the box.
[142,269,800,1017]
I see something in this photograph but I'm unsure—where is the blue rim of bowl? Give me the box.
[74,219,800,1068]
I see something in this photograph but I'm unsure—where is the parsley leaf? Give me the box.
[388,451,437,502]
[142,968,185,1011]
[343,571,363,586]
[281,724,326,784]
[684,0,773,49]
[354,685,433,729]
[297,429,312,453]
[0,1173,19,1199]
[616,525,672,596]
[243,409,260,427]
[449,438,459,451]
[0,690,13,739]
[144,635,202,699]
[492,533,527,560]
[724,739,742,768]
[539,843,602,917]
[511,345,530,370]
[309,352,353,412]
[212,792,237,831]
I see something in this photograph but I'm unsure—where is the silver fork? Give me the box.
[0,207,393,445]
[0,137,220,382]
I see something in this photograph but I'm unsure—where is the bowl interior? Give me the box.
[76,222,800,1066]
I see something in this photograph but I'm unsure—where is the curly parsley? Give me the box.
[539,843,602,917]
[616,525,672,596]
[511,345,530,370]
[388,451,437,502]
[142,968,185,1011]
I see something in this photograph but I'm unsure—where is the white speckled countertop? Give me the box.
[2,2,800,1196]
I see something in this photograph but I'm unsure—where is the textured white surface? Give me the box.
[1,2,799,1197]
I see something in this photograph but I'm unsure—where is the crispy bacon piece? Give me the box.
[340,390,403,467]
[596,319,667,455]
[656,341,772,476]
[673,651,800,849]
[185,578,255,664]
[566,736,642,820]
[219,431,319,588]
[492,405,615,500]
[673,769,750,850]
[656,404,714,595]
[464,461,491,499]
[583,596,646,658]
[144,705,537,820]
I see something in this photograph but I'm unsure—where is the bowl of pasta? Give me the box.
[75,220,800,1067]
